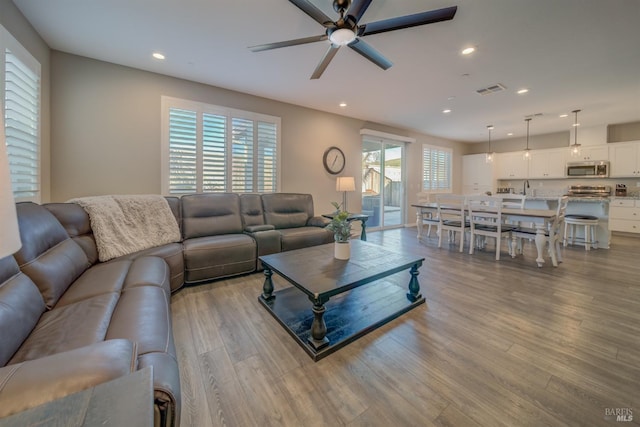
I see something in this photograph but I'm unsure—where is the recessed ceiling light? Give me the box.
[442,109,452,114]
[152,52,165,60]
[461,47,475,55]
[447,96,456,101]
[517,88,529,94]
[507,132,514,136]
[559,114,568,118]
[339,102,347,108]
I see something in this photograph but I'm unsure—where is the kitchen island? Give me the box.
[524,196,611,249]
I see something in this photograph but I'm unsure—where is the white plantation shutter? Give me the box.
[257,121,277,192]
[422,145,452,192]
[202,113,226,192]
[2,26,41,202]
[161,97,280,195]
[168,108,197,194]
[231,118,254,193]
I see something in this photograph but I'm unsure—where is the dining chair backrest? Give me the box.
[551,195,569,233]
[467,195,503,229]
[436,194,466,223]
[499,194,526,209]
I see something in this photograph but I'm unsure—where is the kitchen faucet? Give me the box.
[523,179,530,195]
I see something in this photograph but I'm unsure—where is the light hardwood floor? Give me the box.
[171,228,640,427]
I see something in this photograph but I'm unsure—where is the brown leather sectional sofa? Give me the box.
[0,193,332,427]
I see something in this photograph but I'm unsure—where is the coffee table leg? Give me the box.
[261,266,275,301]
[407,263,422,302]
[308,298,330,350]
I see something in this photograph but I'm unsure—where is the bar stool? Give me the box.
[563,214,599,251]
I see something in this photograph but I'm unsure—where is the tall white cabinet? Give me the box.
[609,141,640,177]
[462,154,496,195]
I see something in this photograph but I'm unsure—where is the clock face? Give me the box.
[323,146,346,175]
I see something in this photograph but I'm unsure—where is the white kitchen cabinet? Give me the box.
[529,148,567,179]
[496,152,528,179]
[609,141,640,177]
[609,198,640,234]
[569,145,609,161]
[463,154,495,188]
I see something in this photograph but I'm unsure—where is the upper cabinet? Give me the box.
[609,141,640,177]
[569,145,609,161]
[496,152,528,179]
[462,154,495,194]
[529,148,567,179]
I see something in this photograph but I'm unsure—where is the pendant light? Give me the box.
[569,109,582,158]
[523,118,532,160]
[485,125,494,163]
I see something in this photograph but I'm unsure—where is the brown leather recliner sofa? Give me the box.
[0,192,332,426]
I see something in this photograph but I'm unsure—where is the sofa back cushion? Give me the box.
[240,194,266,228]
[44,202,99,265]
[181,193,243,239]
[13,202,90,309]
[261,193,314,229]
[0,256,46,366]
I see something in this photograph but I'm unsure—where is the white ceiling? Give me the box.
[13,0,640,142]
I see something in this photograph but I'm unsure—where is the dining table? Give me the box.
[411,203,559,267]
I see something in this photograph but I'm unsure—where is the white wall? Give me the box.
[50,52,465,223]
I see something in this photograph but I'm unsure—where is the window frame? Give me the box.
[421,144,452,194]
[161,96,281,196]
[0,24,41,203]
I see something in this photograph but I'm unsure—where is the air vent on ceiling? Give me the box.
[476,83,506,95]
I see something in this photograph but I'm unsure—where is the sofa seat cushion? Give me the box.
[9,293,119,364]
[278,227,334,252]
[106,285,174,356]
[55,257,170,308]
[183,234,256,283]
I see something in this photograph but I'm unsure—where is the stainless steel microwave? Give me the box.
[566,161,609,178]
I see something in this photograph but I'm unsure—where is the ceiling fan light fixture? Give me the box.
[329,28,356,46]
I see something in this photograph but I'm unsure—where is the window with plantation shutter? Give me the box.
[161,96,280,195]
[257,121,277,192]
[422,144,452,192]
[1,25,41,202]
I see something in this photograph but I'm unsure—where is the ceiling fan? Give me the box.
[249,0,457,79]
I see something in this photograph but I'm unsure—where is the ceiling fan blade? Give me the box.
[310,45,340,79]
[348,38,392,70]
[289,0,335,27]
[249,35,328,52]
[346,0,373,25]
[358,6,457,37]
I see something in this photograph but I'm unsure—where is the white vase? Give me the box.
[334,240,350,260]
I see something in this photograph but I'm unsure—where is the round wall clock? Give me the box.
[323,146,346,175]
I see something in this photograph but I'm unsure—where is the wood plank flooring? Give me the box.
[171,228,640,427]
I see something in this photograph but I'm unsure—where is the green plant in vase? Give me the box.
[327,201,352,243]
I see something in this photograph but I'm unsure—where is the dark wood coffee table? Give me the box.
[259,240,425,361]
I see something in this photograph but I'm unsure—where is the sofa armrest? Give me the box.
[245,224,275,232]
[0,339,137,418]
[307,216,330,227]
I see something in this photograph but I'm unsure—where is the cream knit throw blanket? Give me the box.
[70,195,181,262]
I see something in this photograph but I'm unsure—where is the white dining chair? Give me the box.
[511,196,569,263]
[416,192,439,238]
[435,194,468,252]
[467,195,516,261]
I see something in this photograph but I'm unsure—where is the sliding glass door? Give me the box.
[362,138,405,230]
